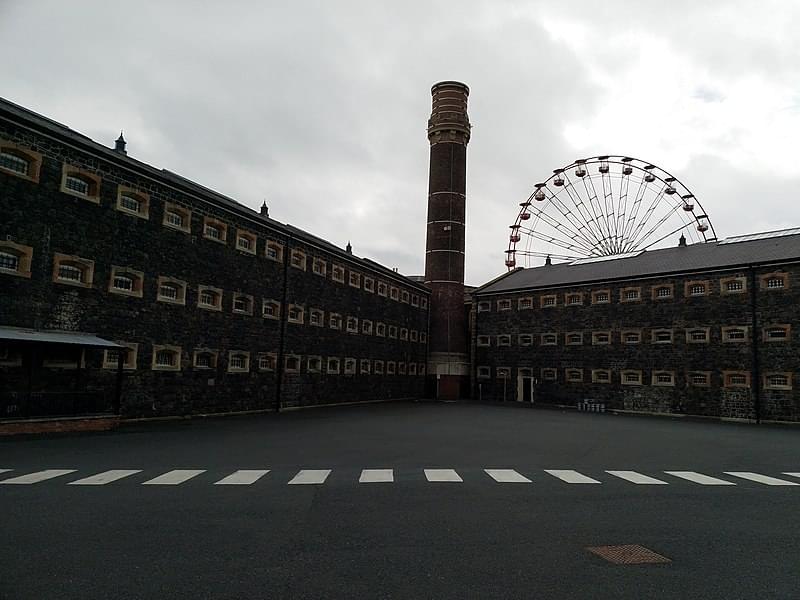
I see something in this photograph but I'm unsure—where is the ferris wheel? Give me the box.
[505,155,717,269]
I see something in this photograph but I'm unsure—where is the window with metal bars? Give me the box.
[0,151,29,175]
[58,264,83,282]
[65,175,90,196]
[0,251,19,271]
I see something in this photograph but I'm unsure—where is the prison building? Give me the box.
[472,230,800,422]
[0,97,429,419]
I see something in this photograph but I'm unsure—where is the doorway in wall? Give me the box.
[518,368,535,403]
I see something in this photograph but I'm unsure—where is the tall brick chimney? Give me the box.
[424,81,471,399]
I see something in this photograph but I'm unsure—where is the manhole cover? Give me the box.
[586,544,671,565]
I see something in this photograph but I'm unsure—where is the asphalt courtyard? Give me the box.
[1,401,799,599]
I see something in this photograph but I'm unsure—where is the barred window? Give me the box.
[518,297,533,310]
[376,322,386,337]
[592,290,610,304]
[166,211,184,228]
[349,271,361,288]
[0,251,19,272]
[726,280,744,292]
[346,316,358,333]
[199,289,220,308]
[689,283,706,296]
[565,369,583,382]
[266,242,284,262]
[387,361,397,375]
[592,369,611,383]
[622,370,642,385]
[541,295,557,307]
[477,366,490,378]
[228,352,250,372]
[388,325,398,338]
[654,286,673,298]
[112,274,134,292]
[689,372,710,386]
[236,231,257,253]
[623,289,640,301]
[307,356,322,373]
[365,278,375,292]
[285,355,301,373]
[518,334,533,346]
[232,294,253,314]
[723,327,747,342]
[477,301,491,312]
[204,223,224,240]
[652,329,673,344]
[290,250,306,270]
[344,358,357,375]
[497,299,512,311]
[65,175,90,196]
[592,331,611,345]
[310,309,324,326]
[155,349,178,367]
[259,354,277,371]
[327,357,341,374]
[119,193,141,213]
[312,258,326,276]
[566,294,582,306]
[329,313,342,329]
[687,329,709,343]
[400,328,408,341]
[58,263,84,282]
[541,333,557,345]
[496,367,511,379]
[724,372,749,387]
[262,300,280,319]
[541,368,557,381]
[566,332,583,345]
[477,335,490,347]
[0,150,29,175]
[764,326,790,341]
[362,320,373,335]
[332,265,345,282]
[497,334,511,346]
[622,330,641,344]
[288,305,304,323]
[377,281,388,296]
[765,373,791,389]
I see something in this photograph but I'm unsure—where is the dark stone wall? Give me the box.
[0,118,429,417]
[474,268,800,421]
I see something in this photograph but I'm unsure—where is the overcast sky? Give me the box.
[2,1,798,285]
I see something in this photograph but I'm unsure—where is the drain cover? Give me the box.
[586,544,671,565]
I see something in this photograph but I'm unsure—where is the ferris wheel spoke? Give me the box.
[543,191,606,252]
[580,177,613,254]
[619,176,647,246]
[519,225,596,255]
[561,175,608,250]
[638,222,694,252]
[627,198,683,252]
[585,175,617,255]
[625,186,669,250]
[524,199,596,249]
[520,227,596,255]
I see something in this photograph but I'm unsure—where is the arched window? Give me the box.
[0,150,29,175]
[58,262,85,283]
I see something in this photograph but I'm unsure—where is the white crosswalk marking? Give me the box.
[484,469,531,483]
[142,470,206,485]
[424,469,463,482]
[288,469,331,485]
[544,470,600,484]
[68,470,142,485]
[0,469,76,484]
[606,470,668,485]
[214,470,270,485]
[664,471,735,485]
[723,472,799,486]
[359,469,394,483]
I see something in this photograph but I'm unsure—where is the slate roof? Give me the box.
[0,97,428,292]
[476,230,800,295]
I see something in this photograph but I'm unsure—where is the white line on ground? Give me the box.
[723,472,799,486]
[424,469,463,482]
[68,470,142,485]
[783,473,800,478]
[605,470,668,485]
[484,469,532,483]
[287,469,331,485]
[142,470,206,485]
[0,469,77,484]
[0,469,11,476]
[359,469,394,483]
[544,470,601,484]
[664,471,736,485]
[214,470,270,485]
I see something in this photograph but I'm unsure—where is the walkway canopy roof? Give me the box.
[0,326,123,349]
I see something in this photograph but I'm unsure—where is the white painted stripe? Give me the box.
[359,469,394,483]
[424,469,463,482]
[606,471,668,485]
[664,471,735,485]
[0,469,11,476]
[142,470,205,485]
[544,470,601,484]
[214,470,270,485]
[68,470,142,485]
[288,469,331,485]
[724,472,799,486]
[0,469,76,484]
[485,469,531,483]
[783,473,800,478]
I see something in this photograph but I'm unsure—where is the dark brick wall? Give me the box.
[474,267,800,421]
[0,117,429,418]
